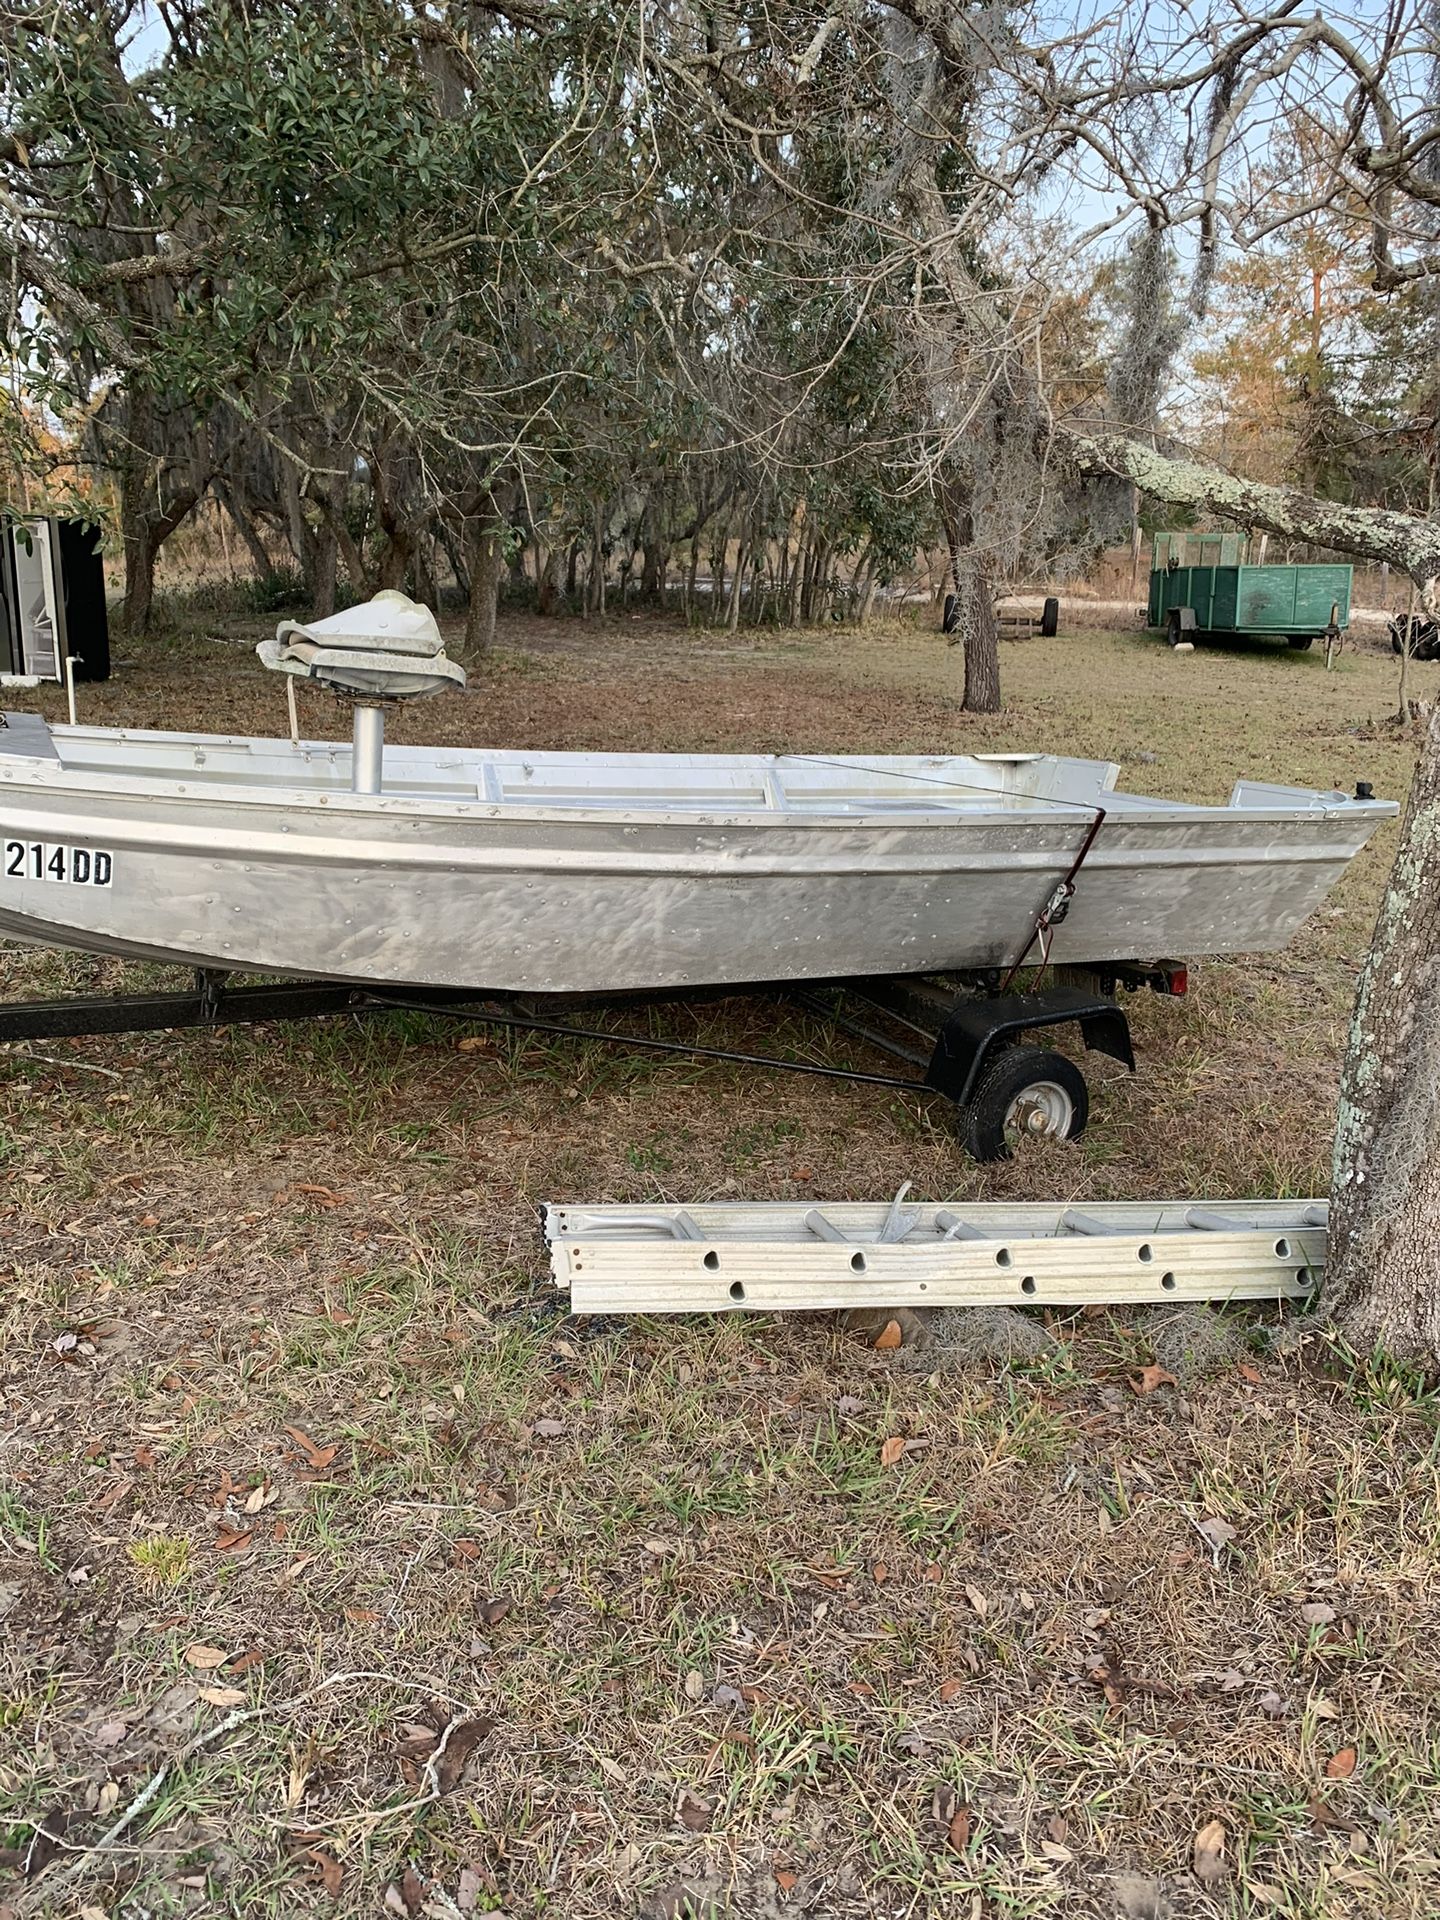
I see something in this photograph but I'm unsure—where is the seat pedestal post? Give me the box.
[352,702,385,795]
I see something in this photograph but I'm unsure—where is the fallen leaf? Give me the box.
[1129,1363,1177,1396]
[477,1597,511,1627]
[947,1803,971,1853]
[1193,1817,1227,1886]
[400,1864,424,1913]
[299,1846,343,1897]
[133,1444,158,1470]
[964,1584,988,1620]
[775,1867,798,1894]
[295,1183,349,1208]
[456,1865,485,1912]
[873,1320,904,1351]
[531,1418,566,1439]
[880,1435,908,1468]
[344,1606,378,1624]
[282,1426,338,1471]
[242,1483,270,1515]
[214,1527,253,1553]
[1196,1515,1238,1553]
[433,1715,494,1794]
[1307,1794,1361,1834]
[1326,1746,1357,1779]
[452,1538,481,1562]
[684,1670,705,1701]
[677,1788,712,1831]
[229,1648,265,1675]
[938,1678,964,1703]
[642,1537,675,1556]
[1238,1362,1263,1383]
[196,1685,246,1708]
[183,1644,230,1671]
[1301,1601,1337,1625]
[23,1806,69,1878]
[872,1561,889,1584]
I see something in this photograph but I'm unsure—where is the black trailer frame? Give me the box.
[0,961,1187,1160]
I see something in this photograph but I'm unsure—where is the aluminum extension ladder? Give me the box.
[543,1194,1326,1315]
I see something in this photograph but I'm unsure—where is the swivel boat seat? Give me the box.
[256,590,466,794]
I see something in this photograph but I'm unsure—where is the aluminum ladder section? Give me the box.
[543,1197,1326,1315]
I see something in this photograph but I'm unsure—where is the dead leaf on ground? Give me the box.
[196,1685,247,1708]
[879,1435,908,1468]
[1129,1363,1178,1396]
[1301,1600,1337,1625]
[531,1418,567,1439]
[1307,1795,1361,1835]
[183,1643,230,1671]
[294,1183,349,1208]
[1195,1515,1238,1554]
[1193,1817,1228,1885]
[938,1678,964,1703]
[395,1709,495,1794]
[774,1866,798,1894]
[676,1787,712,1831]
[297,1845,343,1898]
[964,1583,988,1619]
[213,1527,253,1552]
[23,1806,68,1879]
[1326,1746,1357,1779]
[477,1597,511,1627]
[282,1426,339,1471]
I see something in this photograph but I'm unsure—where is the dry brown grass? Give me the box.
[2,608,1438,1920]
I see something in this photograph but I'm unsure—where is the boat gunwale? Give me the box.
[0,721,1397,833]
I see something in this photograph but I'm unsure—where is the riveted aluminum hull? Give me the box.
[0,717,1396,993]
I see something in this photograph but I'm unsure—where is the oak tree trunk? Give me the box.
[958,559,1001,713]
[461,516,504,658]
[1324,651,1440,1364]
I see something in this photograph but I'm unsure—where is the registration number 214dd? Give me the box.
[3,841,114,886]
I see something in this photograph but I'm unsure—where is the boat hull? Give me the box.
[0,724,1395,993]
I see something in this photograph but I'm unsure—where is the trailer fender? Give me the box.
[923,987,1135,1108]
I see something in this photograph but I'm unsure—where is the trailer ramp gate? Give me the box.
[543,1198,1325,1315]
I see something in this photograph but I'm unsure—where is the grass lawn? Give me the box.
[2,609,1438,1919]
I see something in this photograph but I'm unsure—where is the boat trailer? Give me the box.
[0,961,1186,1161]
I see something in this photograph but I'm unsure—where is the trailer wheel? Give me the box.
[1040,596,1060,638]
[960,1046,1089,1162]
[1287,635,1314,650]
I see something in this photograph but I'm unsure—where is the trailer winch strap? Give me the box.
[1000,805,1107,992]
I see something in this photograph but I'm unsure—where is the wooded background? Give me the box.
[3,1,1437,701]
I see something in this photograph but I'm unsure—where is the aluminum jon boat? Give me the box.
[0,596,1396,995]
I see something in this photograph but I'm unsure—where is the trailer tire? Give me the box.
[1040,596,1060,638]
[960,1046,1088,1162]
[1287,635,1314,650]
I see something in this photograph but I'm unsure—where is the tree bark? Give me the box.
[957,558,1001,712]
[217,485,276,582]
[460,514,504,658]
[1324,674,1440,1364]
[536,543,566,615]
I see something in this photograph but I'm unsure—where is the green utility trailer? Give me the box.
[1147,533,1352,651]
